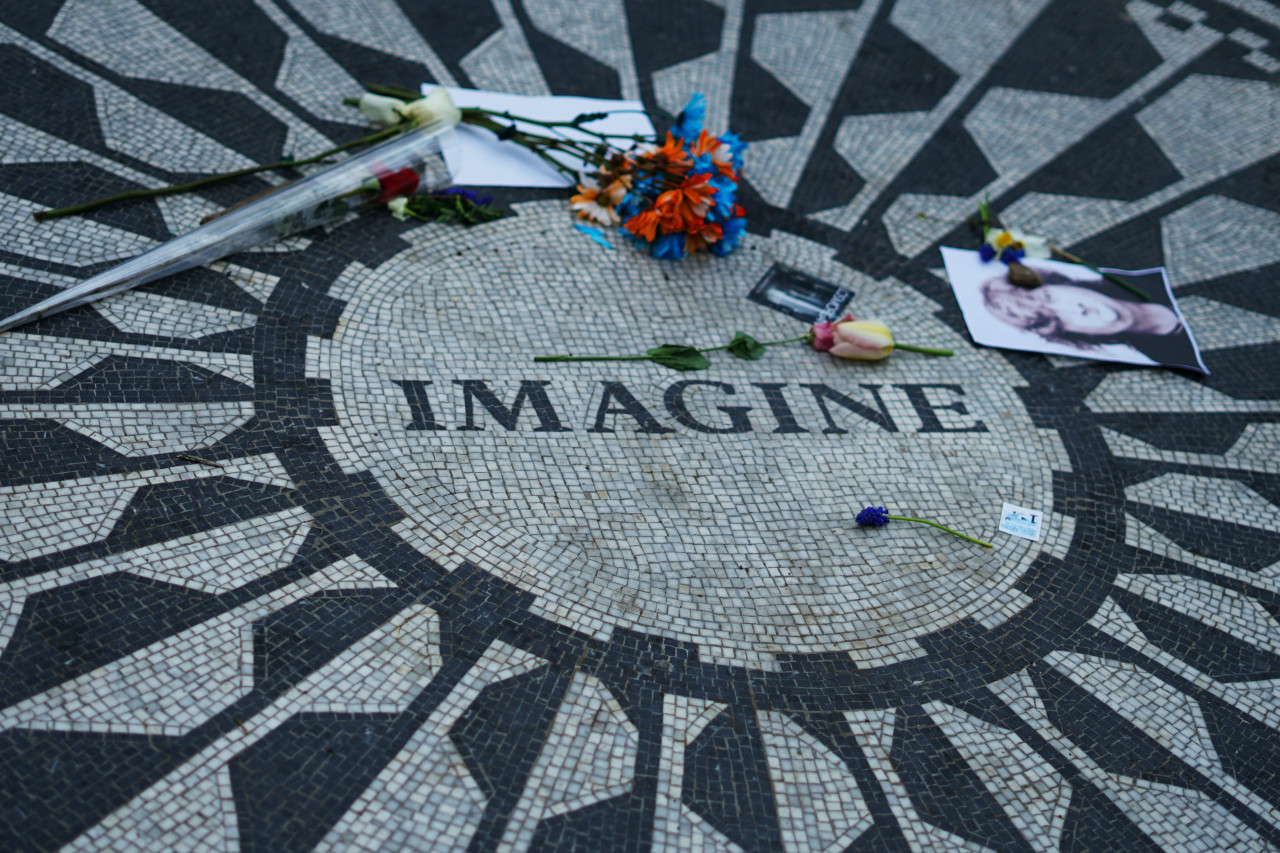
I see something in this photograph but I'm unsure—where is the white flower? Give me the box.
[986,227,1052,259]
[356,87,461,129]
[358,93,408,126]
[387,197,410,220]
[569,175,619,226]
[399,87,461,128]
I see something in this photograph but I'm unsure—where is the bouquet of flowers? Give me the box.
[2,88,747,333]
[569,94,747,259]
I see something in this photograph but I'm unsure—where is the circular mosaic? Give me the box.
[3,0,1280,850]
[313,205,1068,666]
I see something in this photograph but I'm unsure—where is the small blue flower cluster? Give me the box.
[978,243,1024,264]
[855,506,889,527]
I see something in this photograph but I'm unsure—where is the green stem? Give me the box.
[1049,246,1150,301]
[363,82,423,101]
[460,113,587,179]
[533,354,652,363]
[887,516,993,548]
[894,343,953,356]
[462,106,650,146]
[700,333,812,353]
[33,125,406,221]
[534,333,813,363]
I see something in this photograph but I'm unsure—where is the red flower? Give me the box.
[371,167,420,204]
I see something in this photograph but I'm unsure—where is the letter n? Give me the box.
[453,380,571,432]
[801,384,897,433]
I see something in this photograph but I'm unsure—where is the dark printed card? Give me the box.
[748,265,854,323]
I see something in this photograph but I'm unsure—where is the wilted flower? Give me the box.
[812,315,895,360]
[387,196,410,220]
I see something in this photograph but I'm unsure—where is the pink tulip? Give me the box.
[811,314,895,360]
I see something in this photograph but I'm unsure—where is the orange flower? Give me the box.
[655,172,716,231]
[625,209,662,241]
[684,219,723,253]
[636,132,691,175]
[690,130,737,178]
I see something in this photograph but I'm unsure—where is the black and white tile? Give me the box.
[2,0,1279,850]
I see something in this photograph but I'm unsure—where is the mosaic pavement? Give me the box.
[2,0,1280,850]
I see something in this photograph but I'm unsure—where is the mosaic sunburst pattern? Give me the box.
[2,1,1280,850]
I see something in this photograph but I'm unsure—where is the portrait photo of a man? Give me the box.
[941,247,1207,373]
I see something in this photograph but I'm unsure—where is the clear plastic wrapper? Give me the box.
[0,116,457,333]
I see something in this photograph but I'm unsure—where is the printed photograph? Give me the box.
[748,264,854,323]
[941,247,1208,373]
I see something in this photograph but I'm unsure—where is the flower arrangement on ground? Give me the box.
[6,87,747,332]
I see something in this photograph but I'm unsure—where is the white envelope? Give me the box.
[423,85,656,188]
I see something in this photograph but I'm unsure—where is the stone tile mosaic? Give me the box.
[0,1,1278,850]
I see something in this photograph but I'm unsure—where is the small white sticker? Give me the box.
[999,503,1043,541]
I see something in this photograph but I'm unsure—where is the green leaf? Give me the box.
[646,344,710,371]
[727,332,766,361]
[977,194,992,240]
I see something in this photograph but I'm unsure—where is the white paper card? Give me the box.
[423,85,655,188]
[999,503,1043,541]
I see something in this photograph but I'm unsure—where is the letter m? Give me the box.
[453,380,571,432]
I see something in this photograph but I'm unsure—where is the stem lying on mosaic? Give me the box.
[533,334,811,363]
[33,125,406,221]
[894,343,953,356]
[887,516,993,548]
[697,333,811,353]
[1048,246,1150,301]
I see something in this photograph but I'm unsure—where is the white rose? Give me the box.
[398,87,462,128]
[387,197,410,220]
[358,93,408,126]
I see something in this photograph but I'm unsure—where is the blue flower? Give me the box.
[999,246,1025,264]
[651,233,687,260]
[573,223,614,249]
[709,216,745,256]
[706,175,737,219]
[669,93,706,142]
[719,131,747,170]
[978,243,996,262]
[855,506,889,527]
[440,187,493,206]
[617,193,643,221]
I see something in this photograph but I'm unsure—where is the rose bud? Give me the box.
[811,315,895,360]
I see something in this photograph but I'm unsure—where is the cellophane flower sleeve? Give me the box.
[0,114,457,333]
